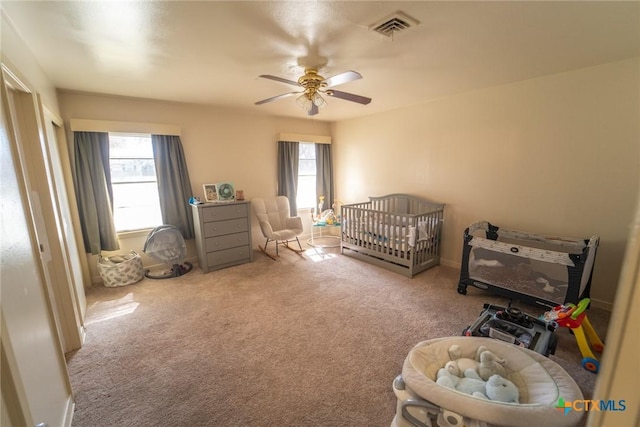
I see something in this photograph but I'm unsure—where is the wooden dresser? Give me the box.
[191,201,253,273]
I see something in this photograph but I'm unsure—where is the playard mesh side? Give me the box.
[458,221,599,307]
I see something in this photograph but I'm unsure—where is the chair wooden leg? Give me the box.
[259,239,278,261]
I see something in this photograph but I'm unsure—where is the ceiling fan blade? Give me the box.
[258,74,301,87]
[308,103,319,116]
[325,89,371,105]
[323,71,362,88]
[255,92,300,105]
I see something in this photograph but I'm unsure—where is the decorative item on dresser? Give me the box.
[191,200,253,272]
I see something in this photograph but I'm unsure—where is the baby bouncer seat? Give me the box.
[392,337,584,427]
[143,225,193,279]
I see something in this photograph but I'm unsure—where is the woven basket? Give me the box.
[97,251,144,287]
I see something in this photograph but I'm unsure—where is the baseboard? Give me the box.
[64,396,75,427]
[440,258,461,269]
[589,297,613,312]
[79,325,87,346]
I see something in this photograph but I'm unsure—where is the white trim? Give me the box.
[440,258,461,269]
[70,119,181,136]
[589,297,613,312]
[116,228,155,239]
[279,133,331,144]
[1,63,31,93]
[42,101,63,126]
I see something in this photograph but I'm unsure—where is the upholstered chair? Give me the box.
[252,196,304,260]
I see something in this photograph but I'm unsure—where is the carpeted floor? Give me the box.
[66,247,609,426]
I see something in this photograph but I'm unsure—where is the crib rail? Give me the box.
[341,194,444,277]
[368,193,443,216]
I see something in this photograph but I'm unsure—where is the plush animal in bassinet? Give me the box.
[447,344,482,373]
[481,374,520,403]
[478,349,507,380]
[436,363,464,387]
[447,344,507,380]
[437,368,520,403]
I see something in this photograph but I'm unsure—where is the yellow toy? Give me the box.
[544,298,604,373]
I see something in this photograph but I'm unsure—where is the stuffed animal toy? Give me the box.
[483,374,520,403]
[477,349,507,381]
[437,369,520,403]
[446,344,484,373]
[437,364,490,392]
[440,368,486,398]
[439,360,462,377]
[447,345,507,380]
[438,344,516,402]
[436,362,462,387]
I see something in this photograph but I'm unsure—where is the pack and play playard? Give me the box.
[458,221,599,307]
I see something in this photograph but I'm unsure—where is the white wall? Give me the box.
[57,92,332,282]
[332,58,640,308]
[1,10,60,117]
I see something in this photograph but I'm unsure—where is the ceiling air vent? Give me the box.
[370,11,419,38]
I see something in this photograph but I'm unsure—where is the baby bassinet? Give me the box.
[392,337,584,427]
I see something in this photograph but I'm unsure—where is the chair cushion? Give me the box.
[253,196,304,241]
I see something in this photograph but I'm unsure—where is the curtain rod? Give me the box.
[279,133,331,144]
[70,119,181,136]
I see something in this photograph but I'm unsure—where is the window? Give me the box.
[297,142,316,209]
[108,133,162,232]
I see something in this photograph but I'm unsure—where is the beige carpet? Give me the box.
[67,247,609,427]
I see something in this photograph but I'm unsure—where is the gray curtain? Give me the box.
[72,131,119,254]
[151,135,195,239]
[277,141,299,216]
[315,143,334,212]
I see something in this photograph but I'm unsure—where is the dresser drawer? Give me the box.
[204,232,249,252]
[203,218,248,237]
[201,203,248,222]
[206,245,251,267]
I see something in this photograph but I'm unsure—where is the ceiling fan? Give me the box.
[255,68,372,116]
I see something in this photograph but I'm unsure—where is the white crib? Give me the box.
[340,194,444,278]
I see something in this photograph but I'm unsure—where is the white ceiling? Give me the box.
[3,1,639,122]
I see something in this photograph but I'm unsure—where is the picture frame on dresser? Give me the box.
[203,184,217,202]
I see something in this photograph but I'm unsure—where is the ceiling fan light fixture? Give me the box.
[256,66,370,116]
[312,92,326,108]
[296,91,326,112]
[296,93,312,111]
